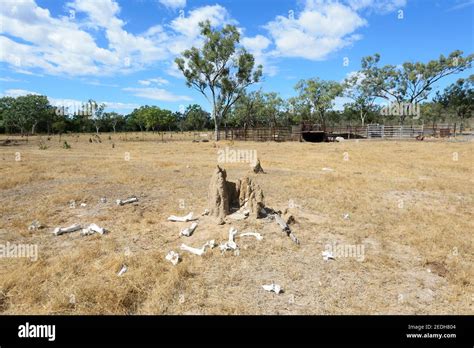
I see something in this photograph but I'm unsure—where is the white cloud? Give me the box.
[123,87,192,102]
[167,5,236,55]
[2,89,39,97]
[347,0,407,13]
[138,77,169,86]
[159,0,186,10]
[264,1,367,61]
[0,77,23,82]
[0,0,235,78]
[241,34,278,76]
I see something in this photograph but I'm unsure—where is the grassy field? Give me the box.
[0,132,472,314]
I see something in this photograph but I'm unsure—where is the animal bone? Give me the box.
[168,212,196,222]
[180,222,198,237]
[201,209,209,216]
[239,232,263,241]
[53,224,82,236]
[117,265,128,276]
[81,223,106,236]
[322,167,334,172]
[274,214,300,244]
[116,197,138,206]
[262,283,282,294]
[180,240,217,256]
[219,227,239,250]
[202,240,217,250]
[28,220,41,231]
[80,203,87,207]
[180,243,205,256]
[165,251,180,265]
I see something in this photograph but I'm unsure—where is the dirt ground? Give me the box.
[0,132,472,314]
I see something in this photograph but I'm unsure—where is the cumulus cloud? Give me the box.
[0,0,232,77]
[264,1,367,60]
[159,0,186,10]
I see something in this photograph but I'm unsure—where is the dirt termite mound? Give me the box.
[208,165,265,224]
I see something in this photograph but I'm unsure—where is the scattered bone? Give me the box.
[251,158,265,174]
[342,213,350,220]
[117,265,128,276]
[28,220,42,231]
[239,232,263,241]
[80,203,87,207]
[262,283,283,294]
[180,240,216,256]
[201,209,209,216]
[219,227,239,251]
[180,243,205,256]
[53,224,82,236]
[100,197,107,203]
[322,167,334,172]
[322,250,335,261]
[165,251,180,265]
[274,214,300,244]
[168,212,196,222]
[180,222,198,237]
[116,197,138,206]
[81,223,106,236]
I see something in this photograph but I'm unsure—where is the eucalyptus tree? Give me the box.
[175,20,262,140]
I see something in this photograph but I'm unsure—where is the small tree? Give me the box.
[175,21,262,140]
[343,72,378,126]
[89,100,106,134]
[436,75,473,131]
[294,78,343,130]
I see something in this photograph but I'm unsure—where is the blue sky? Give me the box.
[0,0,473,113]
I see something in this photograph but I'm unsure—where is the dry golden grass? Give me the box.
[0,132,472,314]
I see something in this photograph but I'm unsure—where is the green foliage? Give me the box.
[294,78,343,128]
[62,141,71,149]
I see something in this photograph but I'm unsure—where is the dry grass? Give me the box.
[0,132,472,314]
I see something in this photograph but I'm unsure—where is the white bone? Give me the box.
[117,265,128,276]
[165,251,180,265]
[219,227,239,250]
[53,224,82,236]
[167,212,196,222]
[180,239,216,256]
[262,283,282,294]
[80,203,87,207]
[239,232,263,241]
[322,250,335,261]
[180,243,205,256]
[202,240,217,250]
[28,220,41,231]
[116,197,138,206]
[201,209,209,216]
[322,167,334,172]
[81,223,106,236]
[180,222,198,237]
